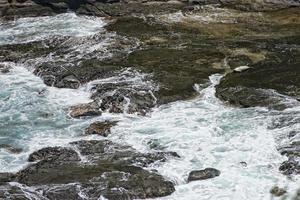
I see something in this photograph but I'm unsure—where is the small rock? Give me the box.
[56,75,81,89]
[270,186,286,197]
[0,63,11,74]
[188,168,220,182]
[233,65,251,73]
[0,144,22,154]
[85,121,117,137]
[69,102,101,118]
[240,161,247,167]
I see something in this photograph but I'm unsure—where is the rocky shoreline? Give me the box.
[0,0,300,199]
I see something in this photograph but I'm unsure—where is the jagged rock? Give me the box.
[28,147,80,162]
[279,157,300,175]
[6,140,177,199]
[85,121,117,136]
[187,168,220,182]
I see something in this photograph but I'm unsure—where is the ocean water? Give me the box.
[0,13,300,200]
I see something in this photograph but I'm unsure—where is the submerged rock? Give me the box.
[0,63,11,73]
[69,102,101,118]
[85,121,117,137]
[187,168,220,182]
[270,186,286,197]
[0,144,22,154]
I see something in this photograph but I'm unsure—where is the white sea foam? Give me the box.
[0,13,106,45]
[108,74,300,200]
[0,63,94,172]
[1,12,300,200]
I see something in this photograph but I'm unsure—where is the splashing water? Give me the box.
[0,12,300,200]
[0,13,106,45]
[109,74,300,200]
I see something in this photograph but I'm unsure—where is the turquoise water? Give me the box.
[0,64,92,171]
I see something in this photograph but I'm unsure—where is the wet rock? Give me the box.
[270,186,286,197]
[216,45,300,110]
[28,146,80,162]
[43,184,83,200]
[0,183,44,199]
[0,144,22,154]
[1,0,186,19]
[220,0,300,11]
[216,86,289,110]
[0,0,60,20]
[239,161,247,167]
[0,173,15,183]
[227,55,253,69]
[56,75,81,89]
[69,102,101,118]
[10,140,176,199]
[85,121,117,137]
[187,168,220,182]
[0,63,11,73]
[279,158,300,175]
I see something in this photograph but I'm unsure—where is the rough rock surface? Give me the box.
[1,140,177,199]
[85,121,117,136]
[220,0,300,11]
[69,102,102,118]
[187,168,220,182]
[216,37,300,110]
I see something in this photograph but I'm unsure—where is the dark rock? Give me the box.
[239,161,247,167]
[216,86,289,110]
[0,63,11,73]
[227,55,253,69]
[28,146,80,162]
[0,173,15,183]
[56,75,81,89]
[69,102,101,118]
[270,186,286,197]
[216,43,300,110]
[11,140,176,199]
[0,144,22,154]
[187,168,220,182]
[279,158,300,175]
[0,183,44,199]
[220,0,300,11]
[85,120,117,136]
